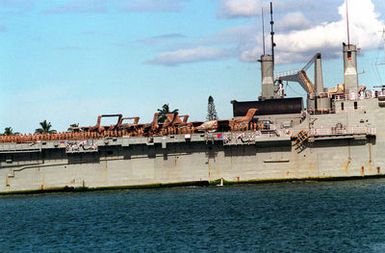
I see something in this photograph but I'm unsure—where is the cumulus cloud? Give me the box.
[276,12,312,31]
[240,0,385,63]
[217,0,314,19]
[146,47,233,66]
[218,0,262,18]
[144,0,383,66]
[278,0,383,56]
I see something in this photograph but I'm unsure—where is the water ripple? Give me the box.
[1,179,385,252]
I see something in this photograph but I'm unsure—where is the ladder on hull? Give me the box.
[292,130,309,152]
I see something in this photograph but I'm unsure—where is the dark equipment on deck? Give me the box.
[231,97,303,117]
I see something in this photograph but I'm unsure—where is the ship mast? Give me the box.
[259,2,275,100]
[346,0,351,45]
[373,28,385,86]
[270,2,275,64]
[342,0,358,93]
[261,7,266,55]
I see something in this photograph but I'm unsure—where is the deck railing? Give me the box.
[309,126,376,137]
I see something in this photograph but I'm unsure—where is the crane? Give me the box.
[275,53,324,98]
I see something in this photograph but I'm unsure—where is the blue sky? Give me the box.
[0,0,384,133]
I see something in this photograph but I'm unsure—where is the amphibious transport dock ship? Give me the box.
[0,5,384,194]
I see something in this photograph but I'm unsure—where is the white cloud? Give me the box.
[240,47,260,62]
[146,0,384,65]
[241,0,385,63]
[279,0,383,51]
[218,0,262,18]
[277,12,311,31]
[217,0,317,19]
[146,47,232,66]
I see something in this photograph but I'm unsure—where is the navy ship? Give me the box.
[0,3,384,194]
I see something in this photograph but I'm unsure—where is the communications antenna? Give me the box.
[261,8,266,55]
[269,2,275,63]
[346,0,351,45]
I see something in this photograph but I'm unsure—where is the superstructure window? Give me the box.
[341,102,344,111]
[354,101,358,110]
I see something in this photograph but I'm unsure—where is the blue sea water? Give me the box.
[1,179,385,252]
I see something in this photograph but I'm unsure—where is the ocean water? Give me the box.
[1,180,385,252]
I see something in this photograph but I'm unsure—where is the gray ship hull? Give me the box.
[0,97,383,194]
